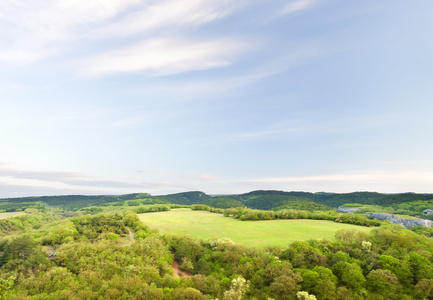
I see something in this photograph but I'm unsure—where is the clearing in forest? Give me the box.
[138,208,372,247]
[0,212,25,219]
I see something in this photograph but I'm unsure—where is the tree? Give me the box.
[270,275,301,300]
[366,269,401,295]
[173,287,206,300]
[0,276,15,298]
[331,261,366,291]
[378,255,413,286]
[223,276,249,300]
[415,278,433,298]
[0,235,37,265]
[299,267,338,300]
[297,291,317,300]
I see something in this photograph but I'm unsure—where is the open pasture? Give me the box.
[139,208,372,247]
[0,212,25,219]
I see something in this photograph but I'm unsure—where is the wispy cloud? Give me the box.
[190,174,220,181]
[233,127,312,139]
[81,37,248,76]
[125,39,329,100]
[0,167,139,189]
[279,0,315,16]
[87,0,244,40]
[0,0,247,67]
[0,165,183,196]
[138,169,172,175]
[0,0,141,64]
[0,49,49,65]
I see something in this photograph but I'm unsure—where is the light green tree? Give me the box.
[296,291,317,300]
[0,276,15,299]
[223,276,249,300]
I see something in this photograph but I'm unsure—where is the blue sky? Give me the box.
[1,0,433,197]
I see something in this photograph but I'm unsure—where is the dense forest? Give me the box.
[1,190,433,298]
[2,190,433,213]
[0,205,433,299]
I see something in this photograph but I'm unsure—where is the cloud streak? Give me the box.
[0,0,141,64]
[280,0,315,16]
[0,167,139,189]
[81,37,248,76]
[0,0,247,66]
[86,0,244,40]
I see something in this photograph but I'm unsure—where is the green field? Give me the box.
[139,208,373,247]
[0,212,25,219]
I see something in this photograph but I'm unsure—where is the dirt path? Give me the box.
[171,260,190,278]
[129,229,135,241]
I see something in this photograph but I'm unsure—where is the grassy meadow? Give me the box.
[139,208,372,247]
[0,212,25,219]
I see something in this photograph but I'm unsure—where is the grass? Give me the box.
[0,212,25,219]
[139,208,373,247]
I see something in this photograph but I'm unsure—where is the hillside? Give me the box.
[2,190,433,213]
[1,202,433,299]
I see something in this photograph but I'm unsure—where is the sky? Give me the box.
[1,0,433,198]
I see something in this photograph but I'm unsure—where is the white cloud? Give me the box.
[125,39,329,100]
[0,165,178,196]
[0,0,246,65]
[0,49,49,65]
[81,37,248,76]
[280,0,315,16]
[138,169,172,175]
[87,0,244,39]
[0,0,141,64]
[0,0,140,33]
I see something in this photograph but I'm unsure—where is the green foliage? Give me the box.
[224,208,276,221]
[41,219,78,245]
[78,206,103,215]
[331,261,365,291]
[223,276,249,300]
[2,190,432,218]
[191,204,224,214]
[366,269,401,295]
[298,266,338,299]
[416,278,433,298]
[334,212,381,227]
[233,192,332,211]
[0,276,15,298]
[0,235,38,265]
[297,291,317,300]
[2,197,433,299]
[0,193,152,211]
[154,191,211,205]
[201,197,243,209]
[71,212,134,240]
[340,203,364,208]
[0,211,58,236]
[126,200,140,206]
[273,200,331,212]
[135,205,170,214]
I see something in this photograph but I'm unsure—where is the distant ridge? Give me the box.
[1,190,432,211]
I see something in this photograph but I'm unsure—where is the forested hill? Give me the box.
[1,190,432,211]
[0,193,153,211]
[153,191,211,205]
[226,190,433,208]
